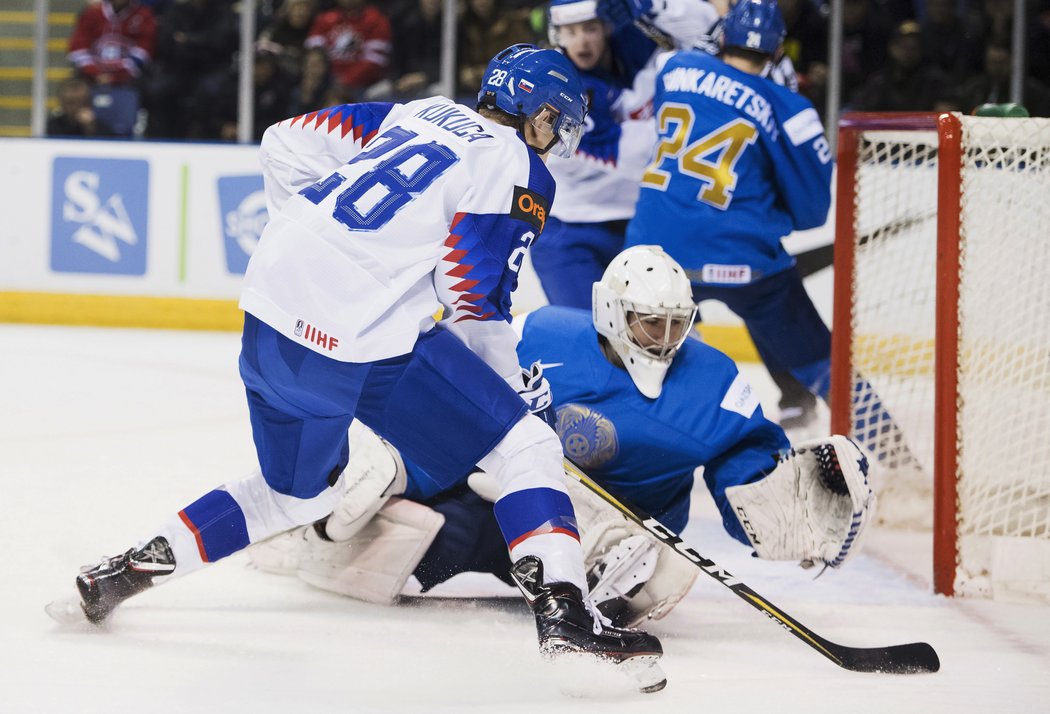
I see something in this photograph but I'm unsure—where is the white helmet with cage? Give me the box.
[592,245,697,399]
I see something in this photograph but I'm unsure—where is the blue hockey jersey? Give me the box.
[626,50,832,285]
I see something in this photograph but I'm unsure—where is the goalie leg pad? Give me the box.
[297,497,444,605]
[725,435,876,568]
[324,421,407,542]
[247,526,308,575]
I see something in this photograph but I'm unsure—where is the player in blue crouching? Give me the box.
[255,246,874,629]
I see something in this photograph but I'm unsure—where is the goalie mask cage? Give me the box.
[831,112,1050,601]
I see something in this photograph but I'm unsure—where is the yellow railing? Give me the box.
[0,96,58,109]
[0,67,73,80]
[0,11,79,135]
[0,11,76,25]
[0,38,67,51]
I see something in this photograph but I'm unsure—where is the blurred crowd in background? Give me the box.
[48,0,1050,140]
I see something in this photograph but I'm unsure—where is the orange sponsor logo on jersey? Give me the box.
[517,192,546,231]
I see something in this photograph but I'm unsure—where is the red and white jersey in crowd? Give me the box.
[305,6,391,90]
[67,0,155,83]
[240,98,555,386]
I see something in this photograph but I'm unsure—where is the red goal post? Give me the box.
[831,112,1050,600]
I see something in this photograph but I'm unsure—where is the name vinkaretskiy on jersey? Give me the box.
[627,50,832,285]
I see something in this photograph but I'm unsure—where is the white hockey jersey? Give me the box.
[545,62,657,224]
[240,98,555,385]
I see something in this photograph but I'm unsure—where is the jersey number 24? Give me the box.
[641,103,758,210]
[300,126,460,231]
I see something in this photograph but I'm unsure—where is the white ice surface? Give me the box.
[2,324,1049,713]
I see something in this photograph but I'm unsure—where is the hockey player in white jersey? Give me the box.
[532,0,721,308]
[49,44,668,692]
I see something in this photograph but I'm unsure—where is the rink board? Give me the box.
[0,136,822,362]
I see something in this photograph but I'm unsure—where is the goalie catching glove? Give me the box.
[725,435,875,569]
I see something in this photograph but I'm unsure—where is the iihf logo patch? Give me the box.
[555,403,619,469]
[294,319,304,337]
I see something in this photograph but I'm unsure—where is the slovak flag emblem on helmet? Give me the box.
[518,78,535,93]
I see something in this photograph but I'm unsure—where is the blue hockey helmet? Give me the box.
[477,43,588,158]
[721,0,786,55]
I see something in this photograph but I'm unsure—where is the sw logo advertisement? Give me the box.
[218,175,268,275]
[50,157,149,275]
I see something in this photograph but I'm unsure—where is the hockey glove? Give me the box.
[518,361,557,430]
[724,436,875,569]
[597,0,654,30]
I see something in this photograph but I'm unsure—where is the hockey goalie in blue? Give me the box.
[251,246,876,631]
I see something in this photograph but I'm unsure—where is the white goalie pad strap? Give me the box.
[565,475,697,626]
[247,526,308,576]
[324,421,408,542]
[297,497,445,605]
[724,435,876,568]
[466,470,499,502]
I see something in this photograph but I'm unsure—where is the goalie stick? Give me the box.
[562,459,941,674]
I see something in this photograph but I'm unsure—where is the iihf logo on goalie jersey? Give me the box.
[50,157,148,275]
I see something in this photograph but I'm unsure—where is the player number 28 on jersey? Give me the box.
[641,104,759,210]
[300,126,460,232]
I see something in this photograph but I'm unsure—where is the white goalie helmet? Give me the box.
[592,245,697,399]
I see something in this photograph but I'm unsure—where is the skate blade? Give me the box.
[617,654,666,693]
[546,652,667,696]
[45,594,89,625]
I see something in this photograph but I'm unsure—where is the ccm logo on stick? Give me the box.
[511,186,548,232]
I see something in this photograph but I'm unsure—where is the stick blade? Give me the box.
[836,641,940,674]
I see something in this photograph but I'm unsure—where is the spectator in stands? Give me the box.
[778,0,829,107]
[287,46,333,115]
[920,0,982,83]
[457,0,535,97]
[142,0,239,139]
[964,0,1013,50]
[387,0,444,100]
[68,0,156,86]
[67,0,157,136]
[841,0,891,102]
[207,47,293,142]
[849,20,952,112]
[1025,0,1050,86]
[305,0,391,99]
[47,77,116,138]
[257,0,319,79]
[957,41,1050,117]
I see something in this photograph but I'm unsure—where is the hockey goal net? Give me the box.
[831,112,1050,601]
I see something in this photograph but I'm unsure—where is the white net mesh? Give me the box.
[846,115,1050,600]
[954,117,1050,597]
[848,129,939,529]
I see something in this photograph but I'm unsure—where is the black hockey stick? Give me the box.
[563,459,940,674]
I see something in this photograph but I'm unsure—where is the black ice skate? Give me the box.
[509,555,666,693]
[47,536,176,624]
